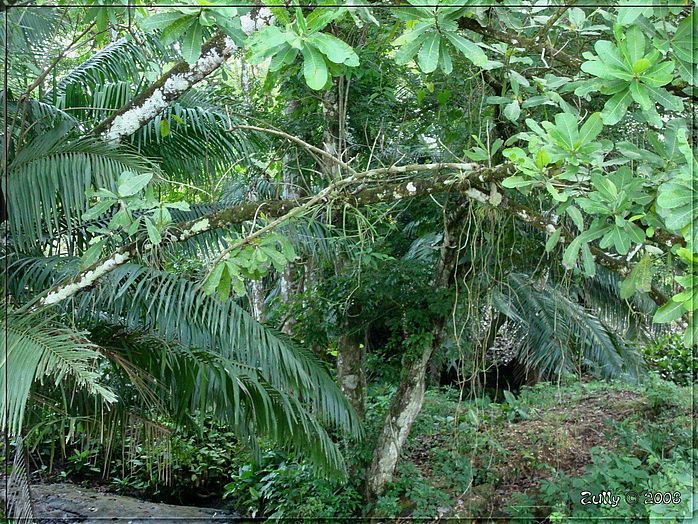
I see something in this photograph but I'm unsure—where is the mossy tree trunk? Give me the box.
[366,200,469,500]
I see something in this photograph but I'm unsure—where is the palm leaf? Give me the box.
[4,124,155,250]
[6,437,35,522]
[0,308,116,436]
[492,273,642,380]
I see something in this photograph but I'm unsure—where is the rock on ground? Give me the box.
[1,482,239,523]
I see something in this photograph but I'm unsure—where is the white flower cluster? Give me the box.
[240,7,273,36]
[42,252,130,305]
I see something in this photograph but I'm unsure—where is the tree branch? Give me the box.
[36,157,681,309]
[36,163,511,307]
[501,197,669,305]
[19,21,96,101]
[457,15,695,101]
[92,31,238,142]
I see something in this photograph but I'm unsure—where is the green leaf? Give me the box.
[309,33,359,66]
[81,239,107,268]
[563,236,582,269]
[144,217,161,245]
[159,15,197,46]
[581,60,621,80]
[301,44,328,90]
[607,226,632,254]
[204,262,225,295]
[140,11,189,32]
[217,264,232,300]
[625,26,645,65]
[444,33,488,67]
[620,255,652,299]
[269,46,298,72]
[653,299,684,324]
[181,21,203,65]
[108,208,131,230]
[672,14,695,64]
[439,45,453,75]
[601,89,632,125]
[503,100,520,122]
[117,172,153,197]
[502,176,534,188]
[83,199,114,221]
[306,7,345,32]
[578,113,603,145]
[581,244,596,277]
[641,61,675,87]
[632,58,651,74]
[535,149,550,169]
[616,7,642,26]
[394,31,428,65]
[160,119,170,138]
[645,85,683,112]
[566,205,584,231]
[165,201,191,211]
[417,33,441,73]
[545,228,562,252]
[629,81,652,111]
[554,112,579,149]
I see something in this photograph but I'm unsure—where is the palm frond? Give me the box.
[5,258,361,471]
[577,265,658,339]
[49,37,152,107]
[131,90,257,184]
[91,327,347,474]
[5,125,155,250]
[6,437,35,522]
[492,273,642,381]
[2,8,62,82]
[75,264,360,435]
[0,308,116,437]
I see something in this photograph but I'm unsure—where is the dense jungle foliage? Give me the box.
[0,1,695,521]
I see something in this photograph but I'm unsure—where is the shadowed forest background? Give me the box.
[1,1,696,521]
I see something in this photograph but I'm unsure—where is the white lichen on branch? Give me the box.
[104,36,238,142]
[240,7,273,35]
[41,252,130,306]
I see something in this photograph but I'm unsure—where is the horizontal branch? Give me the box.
[37,163,511,307]
[35,160,681,309]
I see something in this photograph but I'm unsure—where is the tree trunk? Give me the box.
[367,200,468,499]
[248,280,265,322]
[321,78,369,417]
[279,98,300,336]
[321,81,342,179]
[336,334,366,418]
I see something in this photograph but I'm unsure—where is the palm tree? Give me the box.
[1,7,360,483]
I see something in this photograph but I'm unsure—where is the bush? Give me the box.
[223,450,363,518]
[642,334,696,385]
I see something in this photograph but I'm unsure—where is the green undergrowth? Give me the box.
[373,374,694,522]
[15,374,694,521]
